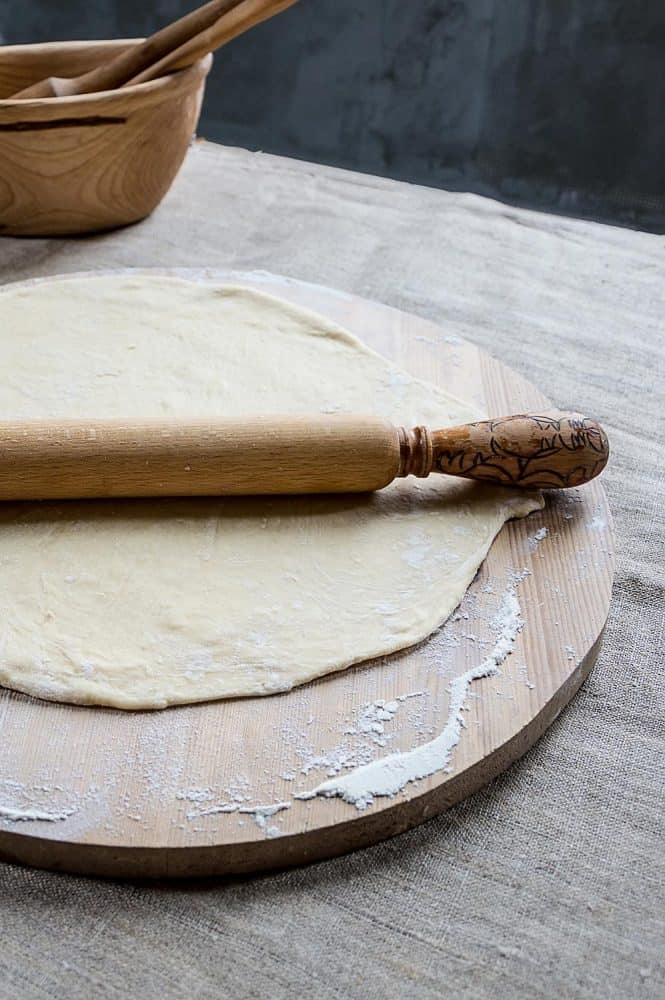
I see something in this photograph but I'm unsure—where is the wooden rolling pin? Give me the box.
[0,412,608,500]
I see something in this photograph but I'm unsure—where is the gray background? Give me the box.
[1,0,664,231]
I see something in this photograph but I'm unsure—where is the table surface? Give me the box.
[0,140,662,1000]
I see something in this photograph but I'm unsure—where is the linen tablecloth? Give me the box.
[0,142,662,999]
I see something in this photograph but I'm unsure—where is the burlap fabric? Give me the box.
[0,143,662,999]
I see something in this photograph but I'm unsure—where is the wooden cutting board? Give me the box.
[0,269,614,878]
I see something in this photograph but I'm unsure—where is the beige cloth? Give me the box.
[0,142,663,999]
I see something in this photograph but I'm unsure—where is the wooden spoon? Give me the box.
[0,412,609,500]
[11,0,300,100]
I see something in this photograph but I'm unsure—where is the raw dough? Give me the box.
[0,275,541,709]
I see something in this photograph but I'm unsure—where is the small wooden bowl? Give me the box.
[0,40,212,236]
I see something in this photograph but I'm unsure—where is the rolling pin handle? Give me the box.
[417,412,609,490]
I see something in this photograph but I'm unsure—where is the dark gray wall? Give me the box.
[1,0,663,230]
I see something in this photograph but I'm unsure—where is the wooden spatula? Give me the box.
[0,412,608,500]
[11,0,299,100]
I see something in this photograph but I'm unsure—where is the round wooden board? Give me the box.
[0,269,614,879]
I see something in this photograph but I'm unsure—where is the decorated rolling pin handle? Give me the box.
[401,411,609,490]
[0,412,607,501]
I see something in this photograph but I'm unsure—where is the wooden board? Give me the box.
[0,269,614,878]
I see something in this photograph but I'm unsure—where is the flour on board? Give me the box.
[296,587,524,810]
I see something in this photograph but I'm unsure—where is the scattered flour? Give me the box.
[0,778,82,825]
[187,800,291,836]
[528,526,549,552]
[0,804,76,823]
[175,788,213,803]
[296,588,524,810]
[345,692,424,745]
[280,690,428,779]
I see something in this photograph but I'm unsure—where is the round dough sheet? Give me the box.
[0,275,541,708]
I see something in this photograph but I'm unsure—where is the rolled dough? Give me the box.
[0,275,541,709]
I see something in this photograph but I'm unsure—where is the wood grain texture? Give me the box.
[0,269,614,879]
[0,415,401,498]
[0,41,211,235]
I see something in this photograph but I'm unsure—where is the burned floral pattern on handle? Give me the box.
[434,414,609,489]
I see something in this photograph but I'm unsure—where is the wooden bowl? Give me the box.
[0,40,212,236]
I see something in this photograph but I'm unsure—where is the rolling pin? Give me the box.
[0,412,608,500]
